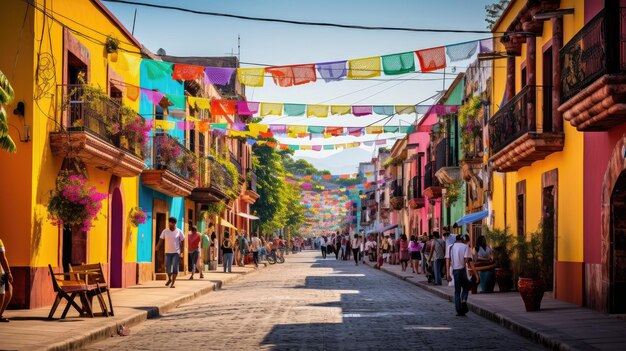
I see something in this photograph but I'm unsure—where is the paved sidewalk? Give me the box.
[0,263,266,351]
[366,259,626,351]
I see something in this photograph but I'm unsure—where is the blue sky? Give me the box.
[105,0,494,173]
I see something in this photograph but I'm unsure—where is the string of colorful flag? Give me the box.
[117,38,493,89]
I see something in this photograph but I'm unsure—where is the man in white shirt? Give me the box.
[156,217,185,288]
[446,234,479,316]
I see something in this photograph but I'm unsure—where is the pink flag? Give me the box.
[141,88,165,106]
[375,140,387,145]
[352,105,373,117]
[237,101,260,115]
[312,145,322,151]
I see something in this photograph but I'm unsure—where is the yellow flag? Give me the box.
[307,105,329,118]
[395,105,417,115]
[348,56,381,79]
[330,105,351,116]
[287,125,307,134]
[248,123,269,137]
[155,120,175,130]
[260,103,283,117]
[114,52,142,81]
[188,96,210,110]
[365,126,383,134]
[300,145,312,151]
[237,67,265,87]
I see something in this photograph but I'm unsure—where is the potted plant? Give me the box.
[514,226,547,312]
[105,35,120,62]
[129,207,148,227]
[47,172,108,232]
[485,226,514,292]
[120,107,151,158]
[177,151,198,180]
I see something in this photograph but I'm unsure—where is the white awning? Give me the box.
[237,212,260,220]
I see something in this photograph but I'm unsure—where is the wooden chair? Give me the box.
[69,263,114,317]
[47,264,99,319]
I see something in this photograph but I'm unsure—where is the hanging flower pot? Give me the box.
[47,172,107,232]
[105,35,120,62]
[129,207,148,227]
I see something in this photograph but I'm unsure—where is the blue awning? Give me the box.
[455,210,489,226]
[365,224,398,235]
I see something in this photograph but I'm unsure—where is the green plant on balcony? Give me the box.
[177,151,198,180]
[119,106,150,157]
[459,96,483,158]
[211,148,240,199]
[443,179,463,205]
[205,201,226,215]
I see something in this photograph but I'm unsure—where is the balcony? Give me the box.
[434,137,461,186]
[559,8,626,131]
[407,176,424,209]
[423,161,442,198]
[49,84,145,177]
[488,85,564,172]
[189,159,237,203]
[390,179,405,210]
[141,134,196,197]
[242,168,260,204]
[230,151,244,181]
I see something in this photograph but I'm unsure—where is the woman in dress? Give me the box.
[398,234,411,272]
[409,235,424,274]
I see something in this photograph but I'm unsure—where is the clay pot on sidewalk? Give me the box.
[518,277,546,312]
[495,268,514,292]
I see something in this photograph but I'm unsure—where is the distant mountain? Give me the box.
[295,147,375,174]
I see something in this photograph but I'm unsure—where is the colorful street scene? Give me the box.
[1,0,626,350]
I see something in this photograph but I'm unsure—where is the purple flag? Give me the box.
[269,124,287,134]
[312,145,322,151]
[237,101,260,115]
[204,67,235,85]
[479,38,493,53]
[212,128,227,136]
[316,61,347,82]
[375,140,387,145]
[362,140,375,147]
[348,127,363,136]
[352,105,373,117]
[231,123,246,131]
[432,105,459,115]
[141,88,165,106]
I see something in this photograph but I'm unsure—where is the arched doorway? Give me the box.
[110,185,124,288]
[609,171,626,313]
[602,136,626,314]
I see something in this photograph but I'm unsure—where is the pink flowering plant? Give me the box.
[176,151,198,180]
[120,107,151,158]
[156,135,182,168]
[129,206,148,227]
[47,172,108,232]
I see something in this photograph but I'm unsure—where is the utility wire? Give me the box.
[102,0,499,34]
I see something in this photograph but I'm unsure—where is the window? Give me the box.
[542,47,553,132]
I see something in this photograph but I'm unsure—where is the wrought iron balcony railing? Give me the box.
[407,176,422,200]
[230,151,242,174]
[391,179,404,198]
[60,84,147,158]
[210,161,235,196]
[488,85,549,155]
[151,133,196,182]
[423,161,439,189]
[560,8,626,103]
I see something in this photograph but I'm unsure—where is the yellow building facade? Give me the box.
[490,0,585,305]
[0,0,143,308]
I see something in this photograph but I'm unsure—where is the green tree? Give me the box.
[251,144,288,235]
[485,0,511,29]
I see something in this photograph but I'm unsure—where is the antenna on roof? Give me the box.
[131,8,138,35]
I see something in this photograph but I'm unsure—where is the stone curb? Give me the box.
[368,262,576,351]
[46,264,268,351]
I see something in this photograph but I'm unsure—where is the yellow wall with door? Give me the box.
[0,0,141,268]
[490,0,585,263]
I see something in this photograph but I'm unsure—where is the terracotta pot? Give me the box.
[495,268,514,292]
[518,277,546,312]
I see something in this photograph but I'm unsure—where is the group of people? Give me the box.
[315,226,491,317]
[317,231,367,265]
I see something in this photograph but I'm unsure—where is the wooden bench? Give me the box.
[69,263,114,317]
[47,264,103,319]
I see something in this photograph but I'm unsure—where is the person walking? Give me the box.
[408,235,423,274]
[319,235,327,259]
[155,217,185,288]
[0,238,13,322]
[221,231,234,273]
[429,231,447,285]
[187,226,201,280]
[235,231,249,267]
[250,233,262,268]
[398,234,410,272]
[350,234,361,266]
[201,230,212,277]
[446,234,479,316]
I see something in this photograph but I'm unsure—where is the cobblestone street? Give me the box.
[86,251,541,351]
